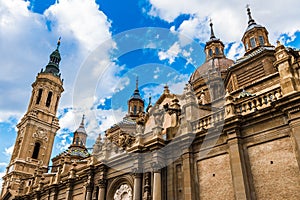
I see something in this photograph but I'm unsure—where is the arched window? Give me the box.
[209,49,213,57]
[36,89,43,105]
[54,96,59,111]
[259,36,265,45]
[134,105,137,114]
[215,47,220,55]
[46,91,53,107]
[250,37,256,48]
[32,142,41,159]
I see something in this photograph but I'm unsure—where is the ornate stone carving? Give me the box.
[136,112,148,134]
[98,179,107,188]
[114,184,133,200]
[93,134,103,154]
[115,132,135,149]
[143,172,151,200]
[153,106,164,127]
[33,128,48,141]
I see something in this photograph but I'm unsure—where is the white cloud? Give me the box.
[226,42,245,60]
[0,0,127,160]
[4,145,14,156]
[57,107,126,142]
[158,42,181,64]
[45,0,111,52]
[148,0,300,46]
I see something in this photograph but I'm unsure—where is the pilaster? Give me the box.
[226,128,252,200]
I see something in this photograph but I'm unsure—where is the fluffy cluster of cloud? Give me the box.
[0,0,130,161]
[148,0,300,59]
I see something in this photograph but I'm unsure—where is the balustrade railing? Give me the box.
[191,87,282,132]
[191,109,224,131]
[236,87,282,115]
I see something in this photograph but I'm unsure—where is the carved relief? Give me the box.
[153,106,164,127]
[136,112,148,134]
[113,184,132,200]
[33,128,48,141]
[118,132,135,149]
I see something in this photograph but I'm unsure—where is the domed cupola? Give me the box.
[242,6,272,55]
[190,21,234,82]
[190,21,234,102]
[44,37,61,76]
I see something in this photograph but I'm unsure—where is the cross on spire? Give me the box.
[246,4,256,25]
[80,114,85,127]
[57,37,61,50]
[209,18,216,39]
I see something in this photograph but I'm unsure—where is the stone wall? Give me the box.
[197,153,234,200]
[248,137,300,199]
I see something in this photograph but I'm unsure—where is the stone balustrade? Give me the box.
[191,109,225,132]
[236,87,282,115]
[191,87,282,133]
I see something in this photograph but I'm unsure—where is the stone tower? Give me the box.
[1,39,64,198]
[127,77,144,120]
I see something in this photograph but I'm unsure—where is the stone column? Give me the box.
[92,186,98,200]
[182,151,194,200]
[86,186,93,200]
[152,163,162,200]
[98,179,107,200]
[65,181,74,200]
[133,172,142,200]
[287,114,300,167]
[48,186,58,200]
[153,171,161,200]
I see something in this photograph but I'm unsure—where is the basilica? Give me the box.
[2,7,300,200]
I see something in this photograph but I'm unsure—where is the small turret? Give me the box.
[242,5,272,55]
[127,77,145,120]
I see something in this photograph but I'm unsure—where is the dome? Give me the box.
[190,57,234,83]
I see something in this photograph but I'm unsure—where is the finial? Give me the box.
[164,84,170,94]
[246,4,255,25]
[56,37,61,50]
[149,93,152,105]
[276,40,282,47]
[136,76,139,90]
[209,18,216,39]
[80,114,85,127]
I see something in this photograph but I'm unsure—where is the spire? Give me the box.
[148,94,152,105]
[246,5,256,26]
[80,114,85,128]
[146,94,152,112]
[75,114,86,134]
[44,38,61,76]
[129,76,143,101]
[136,76,139,90]
[56,37,61,50]
[209,19,216,40]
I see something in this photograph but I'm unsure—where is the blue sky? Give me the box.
[1,0,300,188]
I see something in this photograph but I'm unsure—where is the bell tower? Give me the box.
[1,39,64,198]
